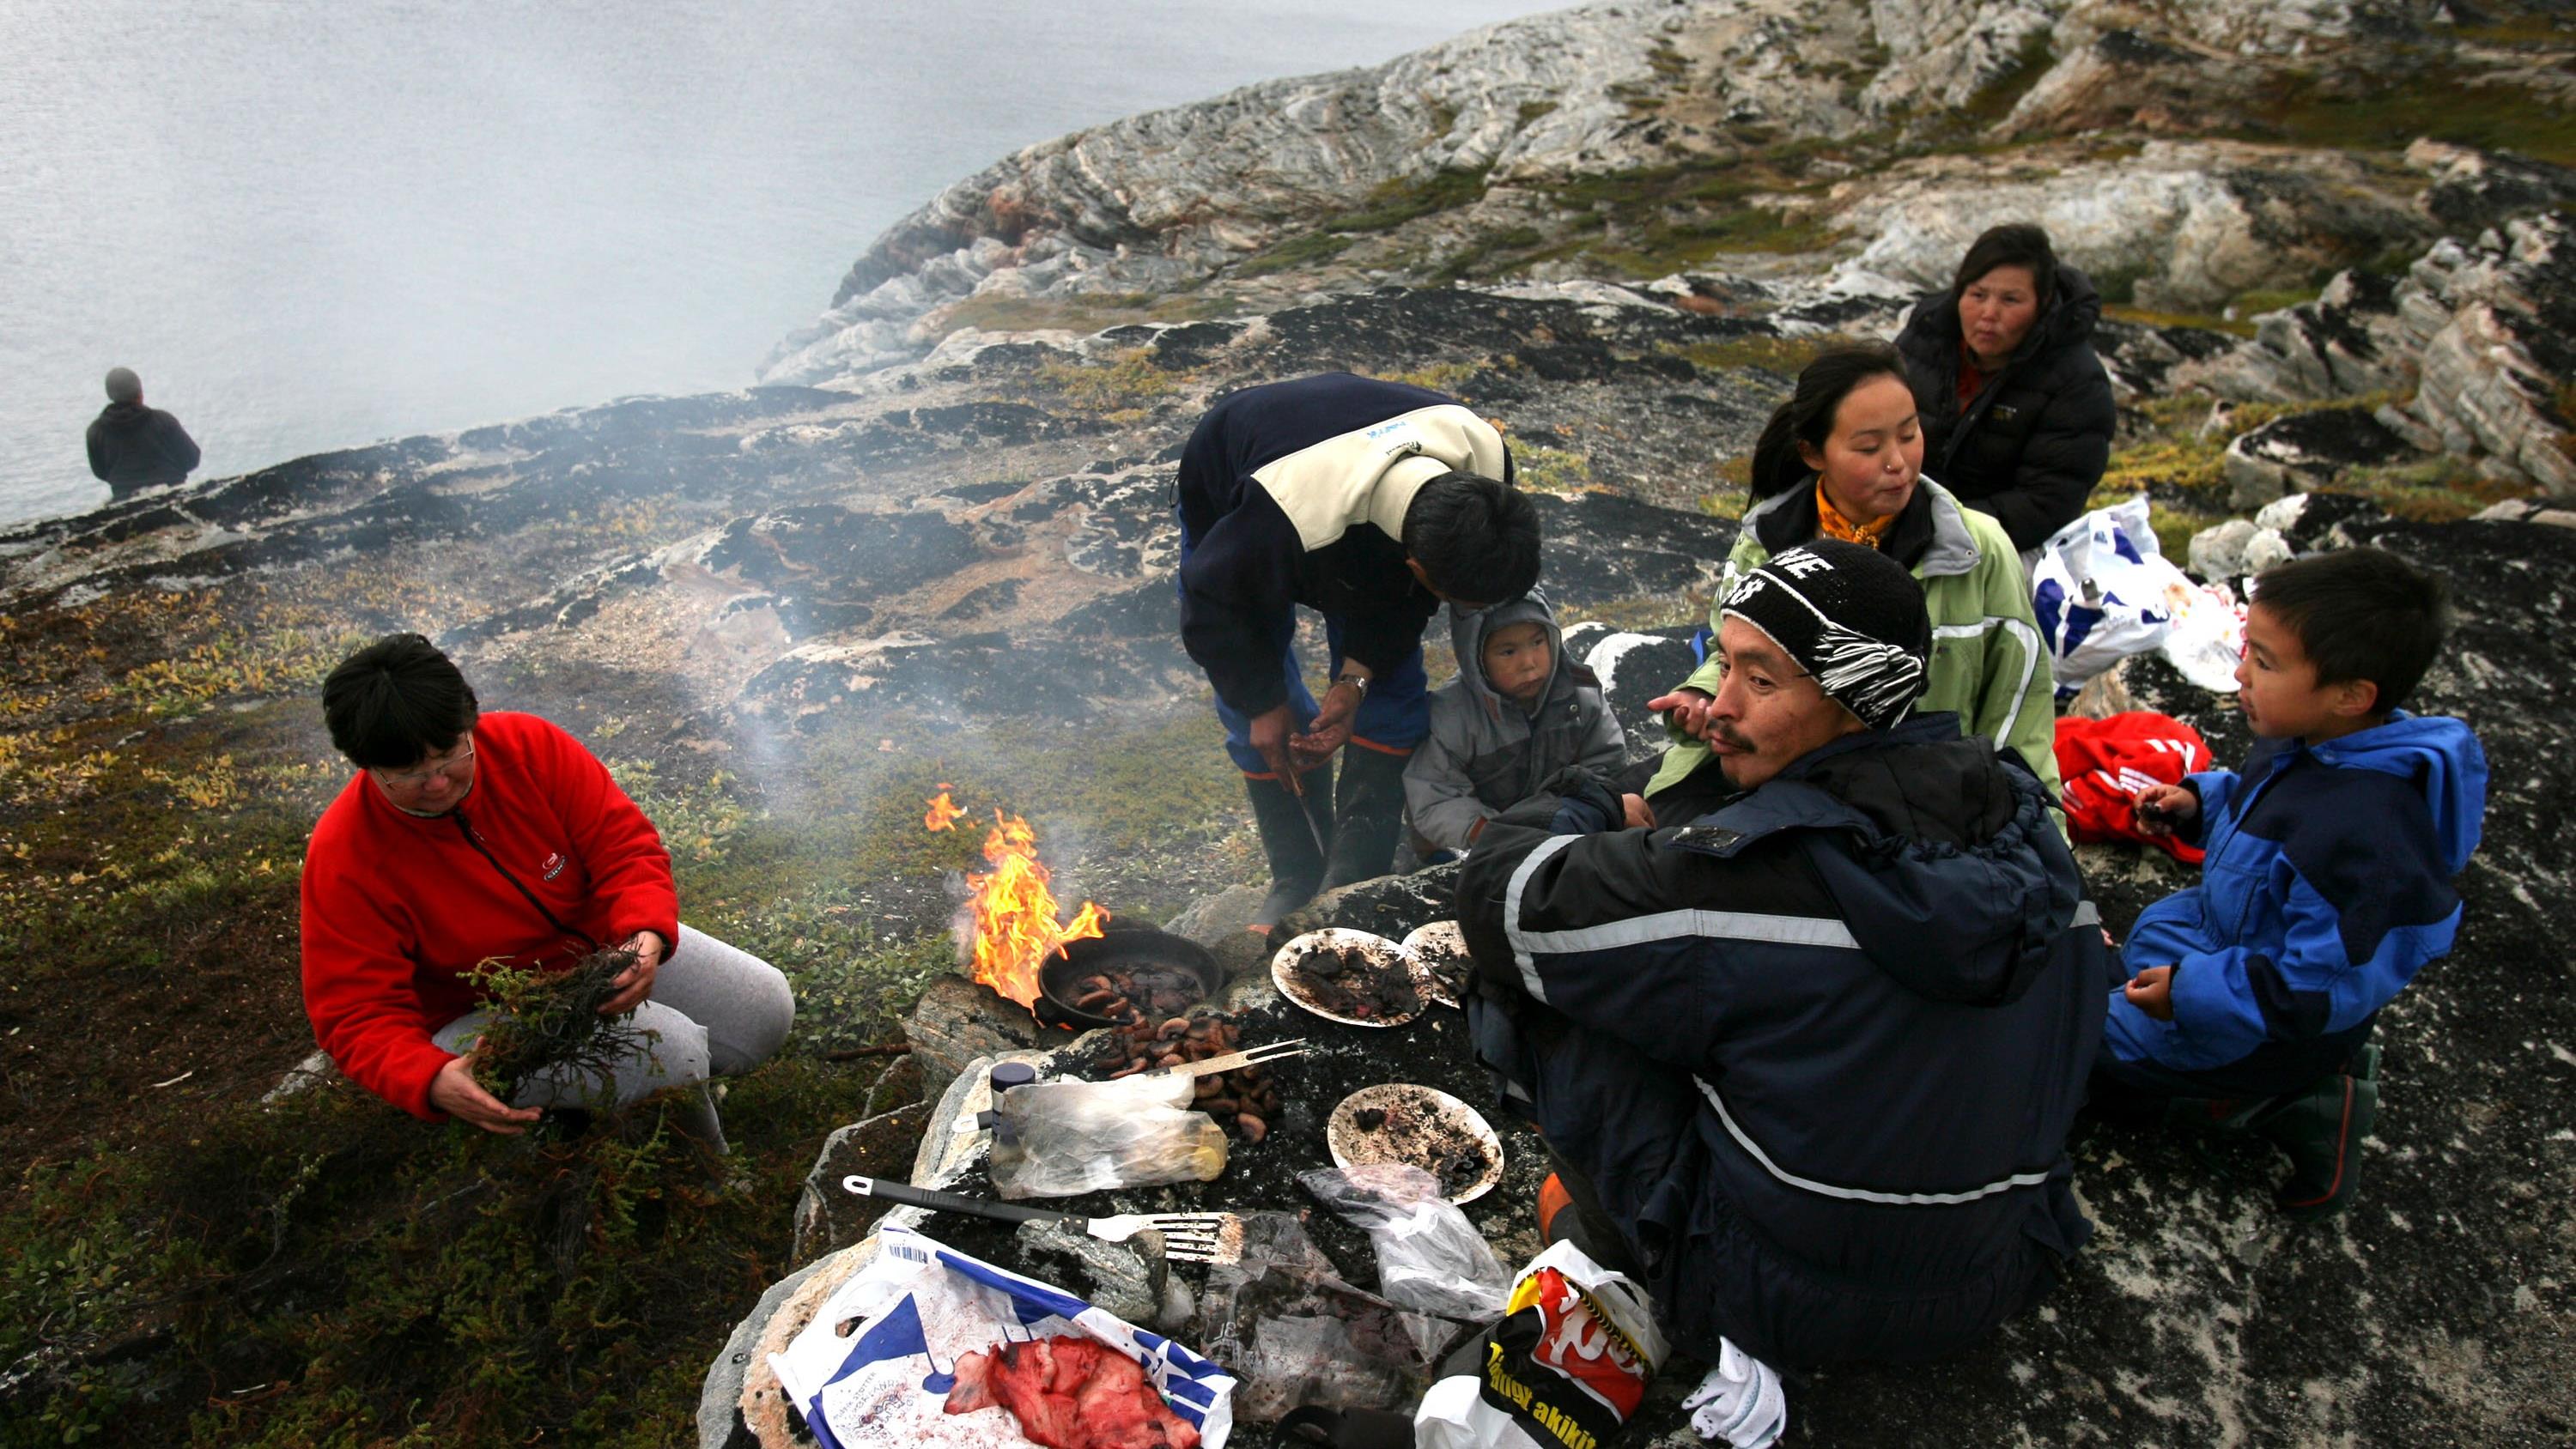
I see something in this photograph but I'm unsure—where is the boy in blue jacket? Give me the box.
[2102,547,2488,1220]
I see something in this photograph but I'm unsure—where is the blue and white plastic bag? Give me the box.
[769,1227,1237,1448]
[2031,497,2179,694]
[2032,497,2249,694]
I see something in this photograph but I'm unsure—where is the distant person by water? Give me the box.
[85,367,201,500]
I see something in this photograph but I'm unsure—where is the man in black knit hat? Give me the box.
[1453,540,2106,1436]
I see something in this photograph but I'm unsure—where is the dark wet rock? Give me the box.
[2474,498,2576,530]
[789,1100,934,1265]
[2254,489,2386,553]
[1564,623,1703,765]
[738,632,1107,731]
[1532,492,1734,606]
[1011,1218,1171,1328]
[1275,862,1461,946]
[1057,579,1182,644]
[2091,316,2244,400]
[930,477,1030,505]
[2221,407,2415,509]
[2412,137,2576,236]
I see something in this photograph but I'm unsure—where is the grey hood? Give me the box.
[1447,591,1577,724]
[1408,590,1627,853]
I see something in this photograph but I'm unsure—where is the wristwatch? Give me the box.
[1333,671,1370,702]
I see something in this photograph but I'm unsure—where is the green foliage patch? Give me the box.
[3,1057,859,1447]
[2251,70,2576,167]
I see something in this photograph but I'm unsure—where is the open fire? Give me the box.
[925,785,1108,1009]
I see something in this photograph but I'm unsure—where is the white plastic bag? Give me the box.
[1297,1163,1511,1322]
[769,1226,1236,1447]
[2157,577,2248,694]
[2030,497,2180,691]
[987,1071,1227,1199]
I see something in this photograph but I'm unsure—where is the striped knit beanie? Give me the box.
[1718,538,1931,731]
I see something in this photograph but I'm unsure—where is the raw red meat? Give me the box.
[943,1337,1202,1449]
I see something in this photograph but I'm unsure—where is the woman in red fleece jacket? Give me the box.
[300,635,793,1142]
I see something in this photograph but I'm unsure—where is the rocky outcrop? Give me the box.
[757,0,2576,396]
[1857,0,2060,117]
[759,0,1867,385]
[2184,205,2576,495]
[1817,139,2430,311]
[7,282,1769,731]
[761,0,2567,387]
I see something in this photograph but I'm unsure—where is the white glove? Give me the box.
[1682,1338,1787,1448]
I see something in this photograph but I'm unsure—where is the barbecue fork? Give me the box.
[1162,1038,1309,1080]
[841,1175,1244,1264]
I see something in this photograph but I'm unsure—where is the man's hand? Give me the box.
[429,1052,542,1135]
[598,930,665,1016]
[1249,704,1308,795]
[2133,784,2198,836]
[1291,676,1365,767]
[2123,965,2177,1021]
[1648,688,1718,743]
[1622,793,1656,830]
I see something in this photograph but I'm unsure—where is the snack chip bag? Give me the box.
[1414,1240,1668,1449]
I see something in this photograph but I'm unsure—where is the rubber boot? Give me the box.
[1323,745,1410,888]
[1246,772,1334,929]
[2257,1070,2377,1222]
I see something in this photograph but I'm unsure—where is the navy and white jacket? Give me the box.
[2105,712,2488,1080]
[1459,716,2105,1300]
[1175,373,1512,718]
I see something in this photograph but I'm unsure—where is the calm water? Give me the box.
[0,0,1552,528]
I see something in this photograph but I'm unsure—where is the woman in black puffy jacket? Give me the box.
[1893,223,2116,558]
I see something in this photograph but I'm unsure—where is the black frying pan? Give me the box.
[1032,926,1223,1031]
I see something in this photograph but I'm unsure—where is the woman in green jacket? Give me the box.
[1646,341,2063,822]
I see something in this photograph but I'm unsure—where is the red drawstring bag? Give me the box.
[2053,712,2213,864]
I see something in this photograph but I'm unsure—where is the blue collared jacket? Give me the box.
[2104,712,2488,1078]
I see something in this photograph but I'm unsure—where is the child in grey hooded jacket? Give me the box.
[1406,591,1628,853]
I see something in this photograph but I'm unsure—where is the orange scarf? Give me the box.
[1814,481,1895,547]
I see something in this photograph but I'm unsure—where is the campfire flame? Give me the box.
[924,784,967,833]
[926,789,1108,1008]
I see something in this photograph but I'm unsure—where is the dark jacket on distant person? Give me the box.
[1173,372,1513,718]
[87,400,202,496]
[1457,716,2106,1367]
[1893,265,2116,552]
